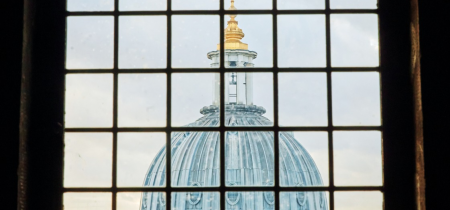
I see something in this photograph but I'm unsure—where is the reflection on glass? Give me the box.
[117,133,166,187]
[335,191,383,210]
[280,132,329,186]
[279,73,327,126]
[65,74,113,128]
[169,132,220,187]
[225,192,274,209]
[278,15,326,67]
[224,0,271,10]
[172,73,219,127]
[280,191,329,210]
[171,192,220,209]
[172,15,219,68]
[331,0,378,9]
[173,0,218,10]
[66,17,114,69]
[119,0,166,11]
[63,193,111,210]
[119,16,167,69]
[64,133,112,187]
[224,73,273,126]
[67,0,114,11]
[221,15,272,68]
[334,131,382,186]
[332,72,381,126]
[226,132,274,186]
[119,192,166,210]
[278,0,325,10]
[118,74,166,127]
[331,14,379,67]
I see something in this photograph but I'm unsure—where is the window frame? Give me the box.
[18,0,417,209]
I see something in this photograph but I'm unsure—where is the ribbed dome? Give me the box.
[140,104,328,210]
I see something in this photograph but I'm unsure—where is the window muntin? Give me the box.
[63,0,383,210]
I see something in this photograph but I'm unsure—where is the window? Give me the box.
[17,0,419,210]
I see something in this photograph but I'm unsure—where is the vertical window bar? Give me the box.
[219,0,226,209]
[112,0,120,210]
[325,0,335,209]
[272,0,280,209]
[166,0,172,209]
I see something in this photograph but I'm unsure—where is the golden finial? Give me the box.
[217,0,248,50]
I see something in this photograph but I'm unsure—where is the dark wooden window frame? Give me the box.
[18,0,419,209]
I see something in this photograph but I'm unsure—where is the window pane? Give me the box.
[225,0,271,10]
[224,73,273,126]
[280,132,329,186]
[119,0,166,11]
[280,191,329,210]
[279,73,327,126]
[64,133,112,187]
[172,73,218,127]
[226,131,274,186]
[118,133,166,187]
[171,192,220,209]
[64,193,111,210]
[173,0,219,10]
[66,16,114,69]
[331,0,378,9]
[278,0,325,10]
[225,192,274,209]
[278,15,326,68]
[223,15,273,68]
[122,192,166,210]
[67,0,114,11]
[332,72,381,126]
[119,16,167,69]
[334,131,382,186]
[65,74,113,128]
[118,74,166,127]
[331,14,379,67]
[172,15,219,68]
[335,191,383,210]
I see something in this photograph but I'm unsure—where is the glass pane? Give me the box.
[224,73,273,126]
[334,131,382,186]
[119,192,166,210]
[173,0,218,10]
[225,0,271,10]
[64,133,112,187]
[278,0,325,10]
[331,0,378,9]
[172,73,219,127]
[118,74,166,127]
[278,15,326,68]
[335,191,383,210]
[67,0,114,11]
[171,132,220,187]
[332,72,381,126]
[331,14,379,67]
[225,191,274,209]
[226,131,274,186]
[119,0,166,11]
[280,132,329,186]
[280,191,329,210]
[172,15,219,68]
[279,73,327,126]
[119,16,167,69]
[223,15,273,68]
[64,193,111,210]
[66,17,114,69]
[65,74,113,128]
[118,133,166,187]
[171,192,220,209]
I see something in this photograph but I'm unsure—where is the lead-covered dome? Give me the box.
[140,104,328,210]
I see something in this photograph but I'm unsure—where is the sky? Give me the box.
[64,0,382,209]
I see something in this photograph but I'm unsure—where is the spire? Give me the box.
[216,0,248,50]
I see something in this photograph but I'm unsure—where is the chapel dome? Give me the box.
[140,104,328,210]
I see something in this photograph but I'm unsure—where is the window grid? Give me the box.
[63,0,383,209]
